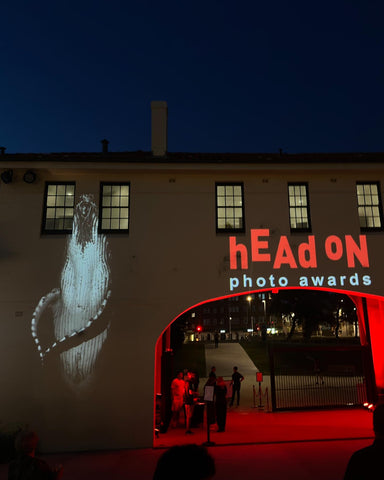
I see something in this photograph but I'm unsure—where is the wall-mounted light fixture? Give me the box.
[23,170,36,184]
[0,170,13,184]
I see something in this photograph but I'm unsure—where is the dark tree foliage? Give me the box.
[170,316,187,352]
[269,290,357,340]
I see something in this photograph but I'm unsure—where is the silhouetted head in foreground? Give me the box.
[14,430,39,455]
[153,444,215,480]
[373,403,384,438]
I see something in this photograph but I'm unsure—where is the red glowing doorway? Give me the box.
[154,287,383,446]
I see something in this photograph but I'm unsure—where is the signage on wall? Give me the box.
[228,229,371,292]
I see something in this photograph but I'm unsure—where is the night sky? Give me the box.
[0,0,383,154]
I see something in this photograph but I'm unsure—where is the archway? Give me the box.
[153,287,384,447]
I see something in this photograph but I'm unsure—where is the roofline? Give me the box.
[0,151,383,164]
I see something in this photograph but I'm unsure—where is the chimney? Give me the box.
[151,101,168,156]
[101,139,109,153]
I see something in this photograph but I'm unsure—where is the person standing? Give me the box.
[229,366,244,407]
[184,371,198,434]
[215,376,228,432]
[170,370,185,428]
[214,332,219,348]
[204,375,217,427]
[208,366,216,383]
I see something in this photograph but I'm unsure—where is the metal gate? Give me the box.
[268,344,372,411]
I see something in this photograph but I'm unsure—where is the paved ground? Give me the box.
[0,342,376,479]
[203,341,266,408]
[0,409,374,480]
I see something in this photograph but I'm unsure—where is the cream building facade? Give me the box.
[0,102,383,451]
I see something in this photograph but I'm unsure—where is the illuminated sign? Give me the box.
[228,229,371,292]
[31,194,111,388]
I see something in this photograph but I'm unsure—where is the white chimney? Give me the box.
[151,101,168,156]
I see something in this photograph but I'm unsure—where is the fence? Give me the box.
[268,343,371,411]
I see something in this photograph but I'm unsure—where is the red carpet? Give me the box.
[155,406,373,448]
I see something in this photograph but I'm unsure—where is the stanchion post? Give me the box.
[256,372,264,409]
[202,386,215,446]
[258,382,263,408]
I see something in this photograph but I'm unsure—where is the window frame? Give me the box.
[288,182,312,233]
[41,181,76,234]
[99,182,130,234]
[356,181,384,232]
[215,182,245,234]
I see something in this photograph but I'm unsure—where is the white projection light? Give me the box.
[31,194,112,388]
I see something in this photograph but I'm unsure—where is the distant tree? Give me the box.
[269,290,301,339]
[171,316,187,352]
[269,289,354,341]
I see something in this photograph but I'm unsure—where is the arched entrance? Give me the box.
[153,287,383,447]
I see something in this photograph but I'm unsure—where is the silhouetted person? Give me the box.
[184,371,199,434]
[261,324,267,341]
[343,403,384,480]
[190,370,199,392]
[204,375,217,426]
[214,332,219,348]
[229,366,244,407]
[153,444,215,480]
[313,357,324,385]
[8,430,63,479]
[215,376,228,432]
[208,366,217,383]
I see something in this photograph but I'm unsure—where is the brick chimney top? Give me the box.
[151,101,168,157]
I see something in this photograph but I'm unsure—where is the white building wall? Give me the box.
[0,159,383,451]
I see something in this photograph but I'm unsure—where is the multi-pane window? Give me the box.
[42,182,75,233]
[99,183,130,232]
[216,183,245,232]
[356,182,383,231]
[288,183,311,232]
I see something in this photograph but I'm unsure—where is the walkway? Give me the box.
[204,341,262,408]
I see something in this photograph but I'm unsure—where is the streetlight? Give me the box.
[262,299,266,324]
[247,295,253,335]
[229,316,232,338]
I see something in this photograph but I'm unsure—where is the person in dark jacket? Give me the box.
[8,430,63,480]
[343,403,384,480]
[215,376,228,432]
[229,366,244,407]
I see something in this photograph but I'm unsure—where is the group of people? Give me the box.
[170,369,200,434]
[170,365,244,435]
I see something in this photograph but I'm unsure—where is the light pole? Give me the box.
[229,316,232,338]
[247,295,253,335]
[262,299,266,322]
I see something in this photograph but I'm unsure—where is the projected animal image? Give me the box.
[31,194,111,388]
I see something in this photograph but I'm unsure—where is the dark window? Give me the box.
[42,182,75,233]
[216,183,245,233]
[99,183,130,232]
[356,182,383,231]
[288,183,311,232]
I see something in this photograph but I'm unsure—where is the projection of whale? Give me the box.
[31,194,111,388]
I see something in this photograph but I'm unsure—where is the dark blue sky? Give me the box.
[0,0,383,154]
